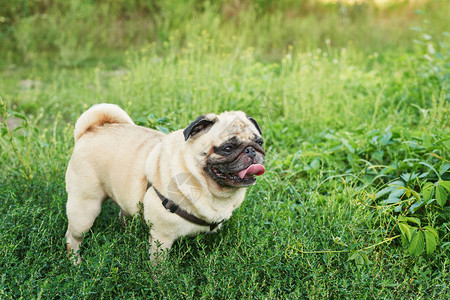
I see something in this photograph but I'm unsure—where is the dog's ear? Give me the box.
[183,114,218,141]
[247,116,262,135]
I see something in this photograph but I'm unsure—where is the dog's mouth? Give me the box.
[209,164,265,187]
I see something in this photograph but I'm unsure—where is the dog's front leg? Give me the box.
[148,230,176,265]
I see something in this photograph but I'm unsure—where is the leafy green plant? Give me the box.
[394,179,450,256]
[134,113,178,134]
[398,216,439,256]
[281,124,448,266]
[0,97,33,179]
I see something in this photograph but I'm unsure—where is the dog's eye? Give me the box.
[256,139,263,146]
[214,142,238,156]
[223,146,234,153]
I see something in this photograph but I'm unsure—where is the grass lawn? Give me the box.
[0,0,449,298]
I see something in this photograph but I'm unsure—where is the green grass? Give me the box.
[1,0,449,298]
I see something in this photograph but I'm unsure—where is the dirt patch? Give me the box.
[0,117,23,131]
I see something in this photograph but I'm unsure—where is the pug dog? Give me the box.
[65,103,265,264]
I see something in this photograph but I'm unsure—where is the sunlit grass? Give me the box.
[0,0,449,298]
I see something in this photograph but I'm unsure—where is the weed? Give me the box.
[0,1,449,298]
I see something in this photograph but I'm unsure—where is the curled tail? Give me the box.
[73,103,134,142]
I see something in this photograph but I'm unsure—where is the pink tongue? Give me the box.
[238,164,265,179]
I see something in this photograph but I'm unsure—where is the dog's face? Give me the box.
[183,111,265,188]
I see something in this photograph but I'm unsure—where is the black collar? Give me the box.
[146,182,221,231]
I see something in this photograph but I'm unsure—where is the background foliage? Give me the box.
[0,0,449,298]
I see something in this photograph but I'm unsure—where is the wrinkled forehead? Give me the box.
[209,111,259,141]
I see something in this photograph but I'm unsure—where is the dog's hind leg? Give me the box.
[65,186,105,265]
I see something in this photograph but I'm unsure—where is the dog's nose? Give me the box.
[244,146,256,158]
